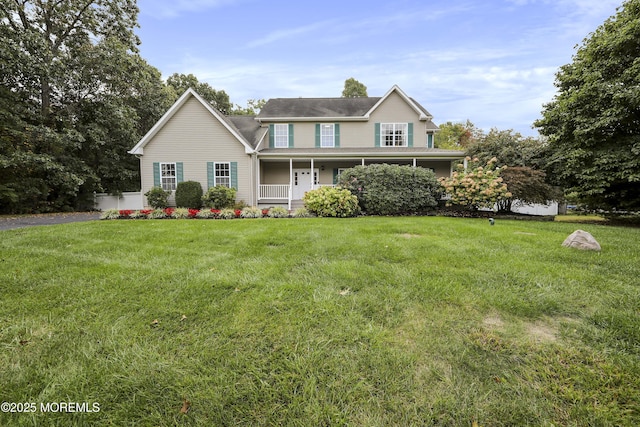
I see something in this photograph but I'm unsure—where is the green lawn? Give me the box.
[1,217,639,426]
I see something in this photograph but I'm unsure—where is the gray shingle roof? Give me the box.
[257,97,381,118]
[225,116,266,149]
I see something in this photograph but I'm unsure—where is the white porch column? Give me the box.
[361,158,365,166]
[288,158,293,210]
[413,158,417,168]
[310,158,314,191]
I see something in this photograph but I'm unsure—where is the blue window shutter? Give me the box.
[288,124,294,148]
[408,123,414,147]
[315,124,320,148]
[176,162,184,183]
[153,162,160,187]
[374,123,380,147]
[427,133,434,148]
[231,162,238,190]
[207,162,215,188]
[333,168,339,185]
[335,124,340,147]
[269,124,274,148]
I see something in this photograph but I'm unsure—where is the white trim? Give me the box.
[213,162,231,188]
[160,162,177,191]
[128,88,255,155]
[380,123,408,147]
[320,123,335,148]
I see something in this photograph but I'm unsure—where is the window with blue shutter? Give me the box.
[176,162,183,183]
[153,162,160,187]
[207,162,215,188]
[288,124,294,148]
[230,162,238,190]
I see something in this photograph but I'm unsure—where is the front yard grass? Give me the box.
[1,217,639,426]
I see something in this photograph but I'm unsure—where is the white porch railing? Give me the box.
[259,184,290,199]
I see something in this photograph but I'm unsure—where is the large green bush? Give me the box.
[144,186,171,209]
[202,185,236,209]
[337,164,441,215]
[175,181,203,208]
[439,157,511,211]
[303,186,360,218]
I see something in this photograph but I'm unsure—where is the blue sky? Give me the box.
[136,0,622,136]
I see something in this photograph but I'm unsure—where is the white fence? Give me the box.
[94,192,144,211]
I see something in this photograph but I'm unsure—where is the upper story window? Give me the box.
[320,124,335,147]
[381,123,408,147]
[274,124,289,148]
[215,162,231,188]
[160,162,177,191]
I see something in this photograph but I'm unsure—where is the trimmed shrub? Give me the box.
[202,186,236,209]
[337,164,441,215]
[267,206,289,218]
[175,181,203,208]
[303,186,360,218]
[240,206,262,218]
[145,186,171,209]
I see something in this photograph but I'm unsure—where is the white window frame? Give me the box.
[274,124,289,148]
[160,162,177,191]
[320,123,335,148]
[214,162,231,188]
[381,123,408,147]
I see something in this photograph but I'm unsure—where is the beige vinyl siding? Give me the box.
[141,96,252,206]
[263,91,429,149]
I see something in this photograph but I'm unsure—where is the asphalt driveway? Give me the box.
[0,212,101,231]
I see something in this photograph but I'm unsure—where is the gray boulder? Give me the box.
[562,230,601,251]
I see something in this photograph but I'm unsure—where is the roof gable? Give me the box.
[364,85,433,121]
[128,88,256,155]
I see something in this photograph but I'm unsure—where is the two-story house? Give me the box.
[128,85,465,209]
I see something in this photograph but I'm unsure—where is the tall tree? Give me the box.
[341,77,367,97]
[166,73,231,114]
[0,0,170,213]
[434,120,482,149]
[534,0,640,210]
[0,0,139,123]
[465,128,548,170]
[231,98,267,116]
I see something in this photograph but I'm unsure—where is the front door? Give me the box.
[292,169,318,199]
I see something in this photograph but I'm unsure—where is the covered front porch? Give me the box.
[256,150,463,209]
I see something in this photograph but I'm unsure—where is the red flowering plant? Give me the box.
[262,209,269,217]
[188,208,200,218]
[234,209,242,218]
[164,207,175,216]
[119,209,133,218]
